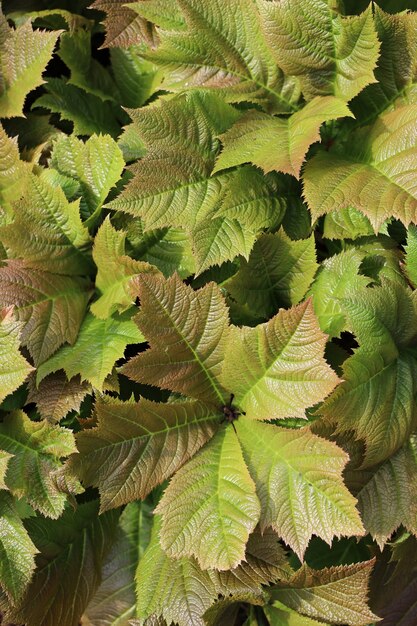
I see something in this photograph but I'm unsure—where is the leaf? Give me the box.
[0,13,60,117]
[146,0,300,111]
[0,122,30,209]
[259,0,379,102]
[351,7,417,122]
[156,427,260,570]
[110,48,161,109]
[236,418,364,559]
[357,439,417,548]
[82,501,153,626]
[322,206,374,240]
[225,231,318,320]
[214,96,352,178]
[303,102,417,229]
[309,249,371,338]
[1,174,93,276]
[0,308,33,404]
[2,502,120,626]
[271,561,378,626]
[50,134,125,222]
[264,603,329,626]
[139,227,196,279]
[37,312,145,391]
[71,395,220,512]
[0,260,91,365]
[91,0,157,48]
[109,91,284,273]
[405,225,417,288]
[33,78,122,137]
[320,281,417,466]
[27,373,91,422]
[91,217,158,319]
[136,517,288,626]
[0,411,77,518]
[122,273,229,405]
[220,300,339,421]
[0,452,12,490]
[0,491,38,605]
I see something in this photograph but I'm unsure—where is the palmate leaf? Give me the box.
[155,427,261,570]
[136,517,288,626]
[37,311,145,391]
[303,102,417,229]
[0,122,30,209]
[271,561,378,626]
[91,218,159,319]
[1,174,93,276]
[220,299,340,420]
[258,0,379,102]
[2,502,120,626]
[145,0,300,112]
[356,438,417,547]
[225,230,318,320]
[71,395,220,512]
[235,418,364,560]
[0,308,33,404]
[122,273,229,405]
[82,501,153,626]
[0,410,76,518]
[109,91,285,273]
[27,373,91,423]
[309,249,371,338]
[320,281,417,466]
[91,0,157,48]
[0,491,38,606]
[214,96,353,178]
[0,259,91,365]
[0,10,60,118]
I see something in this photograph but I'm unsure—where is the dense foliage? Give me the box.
[1,0,417,624]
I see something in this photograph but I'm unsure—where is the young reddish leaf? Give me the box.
[27,373,91,423]
[122,273,229,405]
[220,300,339,421]
[236,418,364,560]
[271,561,379,626]
[156,428,261,570]
[72,395,220,511]
[0,307,33,404]
[91,0,157,48]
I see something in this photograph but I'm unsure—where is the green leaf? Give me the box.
[33,78,122,137]
[215,96,352,178]
[405,224,417,288]
[320,281,417,466]
[27,373,91,423]
[1,174,93,276]
[225,231,318,320]
[0,491,38,605]
[259,1,379,102]
[37,311,145,391]
[2,502,119,626]
[91,0,157,48]
[0,122,30,209]
[136,517,288,625]
[122,273,229,405]
[139,227,196,279]
[303,102,417,229]
[309,249,371,338]
[91,217,158,319]
[0,260,91,365]
[220,300,340,421]
[146,0,300,111]
[271,561,378,626]
[110,48,161,109]
[322,206,374,240]
[71,395,220,511]
[264,603,329,626]
[0,452,13,490]
[357,439,417,548]
[50,134,125,222]
[0,410,77,518]
[0,308,33,404]
[109,91,284,273]
[236,418,364,559]
[82,501,153,626]
[0,13,60,117]
[156,427,261,570]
